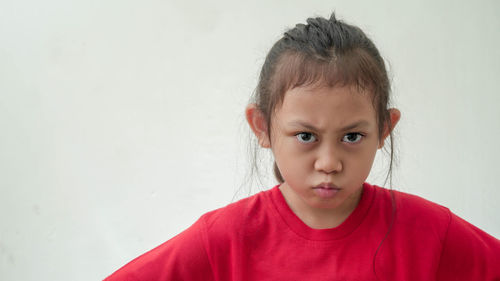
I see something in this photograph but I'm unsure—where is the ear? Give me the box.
[245,103,271,148]
[378,108,401,149]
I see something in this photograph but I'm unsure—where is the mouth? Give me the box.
[313,182,340,190]
[312,183,341,198]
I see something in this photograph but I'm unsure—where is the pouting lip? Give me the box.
[313,182,340,189]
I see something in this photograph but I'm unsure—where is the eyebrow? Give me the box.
[286,120,371,132]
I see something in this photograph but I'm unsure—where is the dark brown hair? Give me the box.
[245,13,397,278]
[249,12,395,185]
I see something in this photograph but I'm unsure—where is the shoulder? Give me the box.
[371,185,451,229]
[367,184,452,246]
[104,190,272,281]
[370,184,500,279]
[104,215,215,281]
[437,211,500,279]
[199,187,272,236]
[104,188,273,281]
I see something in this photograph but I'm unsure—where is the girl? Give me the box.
[105,13,500,280]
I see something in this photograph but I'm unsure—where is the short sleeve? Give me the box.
[436,211,500,280]
[104,217,215,281]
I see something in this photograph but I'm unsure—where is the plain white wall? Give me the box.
[1,0,499,280]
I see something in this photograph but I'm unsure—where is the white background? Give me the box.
[1,0,499,280]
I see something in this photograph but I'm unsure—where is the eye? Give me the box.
[295,132,317,144]
[342,133,364,144]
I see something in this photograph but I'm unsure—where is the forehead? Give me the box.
[274,85,377,128]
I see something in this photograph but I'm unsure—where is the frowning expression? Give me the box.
[269,84,381,216]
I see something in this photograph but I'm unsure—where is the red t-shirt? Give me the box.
[105,183,500,280]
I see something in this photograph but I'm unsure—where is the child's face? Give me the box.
[269,84,382,218]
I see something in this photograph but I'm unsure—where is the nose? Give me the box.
[314,145,343,174]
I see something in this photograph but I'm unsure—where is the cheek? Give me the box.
[274,144,312,176]
[273,136,303,158]
[346,142,378,167]
[356,145,379,172]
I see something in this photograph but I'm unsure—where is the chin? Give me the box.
[311,200,341,210]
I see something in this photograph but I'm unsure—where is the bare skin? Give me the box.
[246,84,400,229]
